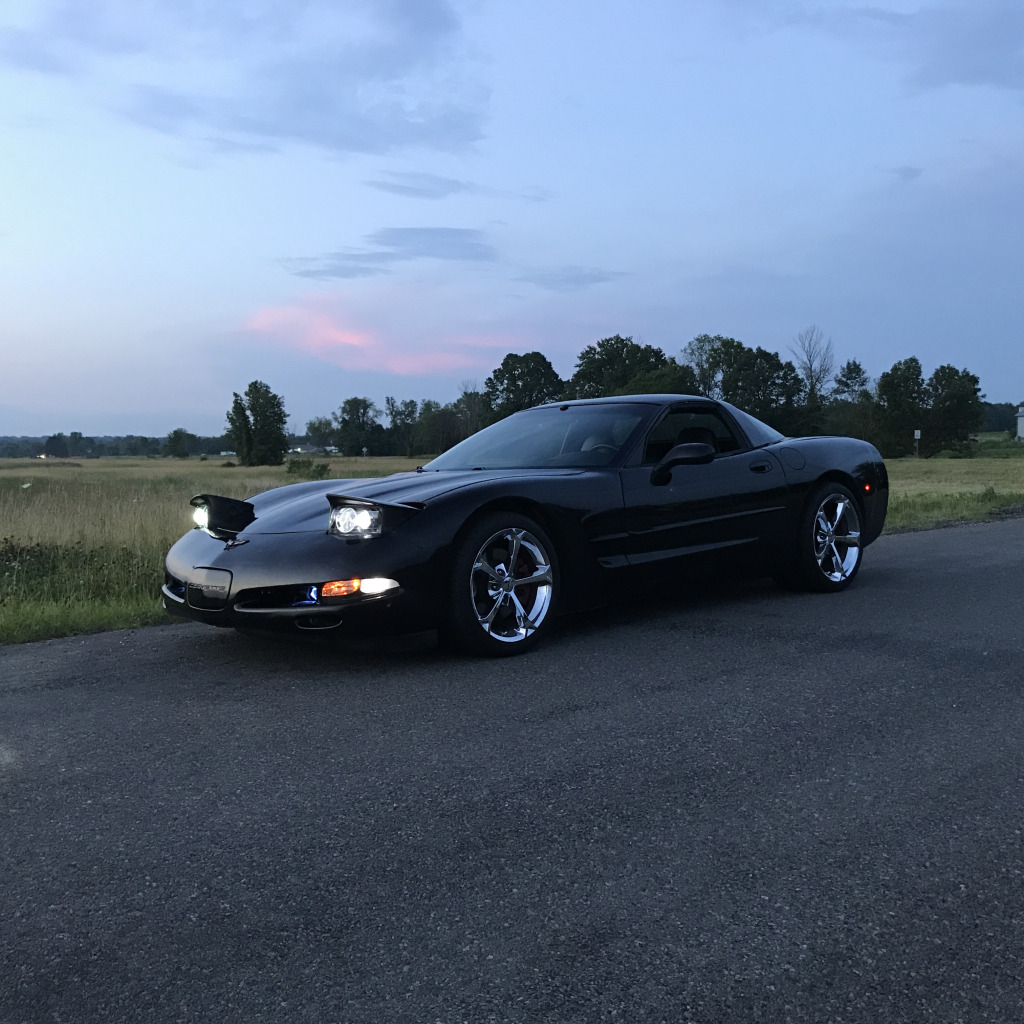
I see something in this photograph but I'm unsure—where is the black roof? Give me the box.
[534,393,709,409]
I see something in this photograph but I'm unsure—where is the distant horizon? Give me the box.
[1,367,1021,443]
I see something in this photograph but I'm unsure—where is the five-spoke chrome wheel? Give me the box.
[445,513,558,655]
[470,526,553,642]
[813,490,862,583]
[784,483,864,592]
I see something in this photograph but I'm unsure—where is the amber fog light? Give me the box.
[320,577,399,601]
[322,579,361,598]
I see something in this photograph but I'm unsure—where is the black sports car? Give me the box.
[163,395,888,656]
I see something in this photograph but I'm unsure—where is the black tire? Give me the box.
[443,512,558,656]
[786,483,864,592]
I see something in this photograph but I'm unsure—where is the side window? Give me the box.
[641,408,744,464]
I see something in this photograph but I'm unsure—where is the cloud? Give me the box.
[364,172,472,199]
[282,227,498,280]
[0,26,75,73]
[246,307,374,355]
[244,296,496,375]
[517,266,626,292]
[2,0,487,155]
[363,171,550,203]
[889,165,924,181]
[908,2,1024,92]
[369,227,497,261]
[781,1,1024,94]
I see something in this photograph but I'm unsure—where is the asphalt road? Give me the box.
[2,519,1023,1024]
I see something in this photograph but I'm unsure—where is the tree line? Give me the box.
[8,328,1017,463]
[279,327,1003,463]
[0,430,230,460]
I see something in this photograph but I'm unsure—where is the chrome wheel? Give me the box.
[812,490,862,584]
[445,512,559,655]
[470,526,554,643]
[780,483,864,592]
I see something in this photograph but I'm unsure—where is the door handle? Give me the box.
[748,460,772,474]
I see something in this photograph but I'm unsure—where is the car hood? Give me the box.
[242,468,580,534]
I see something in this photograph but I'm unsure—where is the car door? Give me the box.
[618,404,789,573]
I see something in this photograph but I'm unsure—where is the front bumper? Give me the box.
[163,526,438,635]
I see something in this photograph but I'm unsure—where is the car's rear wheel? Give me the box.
[443,512,558,656]
[787,483,863,592]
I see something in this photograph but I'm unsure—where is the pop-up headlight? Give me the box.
[325,493,421,540]
[328,503,382,538]
[190,494,256,539]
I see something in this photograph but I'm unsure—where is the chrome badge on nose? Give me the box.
[185,568,233,610]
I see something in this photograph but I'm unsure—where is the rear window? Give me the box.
[721,403,785,446]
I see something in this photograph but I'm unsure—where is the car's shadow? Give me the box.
[190,572,788,673]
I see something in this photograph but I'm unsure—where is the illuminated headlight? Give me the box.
[360,577,399,595]
[329,504,382,538]
[192,504,209,529]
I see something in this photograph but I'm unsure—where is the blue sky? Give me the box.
[1,0,1021,437]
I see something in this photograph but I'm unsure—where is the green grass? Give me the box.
[885,441,1024,530]
[886,485,1024,532]
[0,446,1022,644]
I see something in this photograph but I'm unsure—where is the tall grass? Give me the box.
[885,445,1024,530]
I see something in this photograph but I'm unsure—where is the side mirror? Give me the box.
[650,442,715,485]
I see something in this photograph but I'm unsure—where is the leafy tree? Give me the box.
[332,397,381,456]
[121,434,161,457]
[163,427,197,458]
[876,357,926,456]
[681,334,748,398]
[565,335,667,399]
[923,365,983,455]
[305,416,334,449]
[721,346,805,431]
[413,399,463,455]
[66,431,94,457]
[43,433,69,458]
[453,384,490,437]
[225,381,288,465]
[831,359,871,402]
[609,358,700,396]
[681,334,804,428]
[484,352,564,417]
[979,402,1018,433]
[384,396,419,456]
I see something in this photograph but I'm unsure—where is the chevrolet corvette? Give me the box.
[163,395,888,655]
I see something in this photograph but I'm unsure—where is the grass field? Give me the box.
[884,439,1024,530]
[1,443,1022,645]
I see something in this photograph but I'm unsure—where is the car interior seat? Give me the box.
[675,425,718,451]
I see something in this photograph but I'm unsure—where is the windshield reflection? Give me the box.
[425,404,649,470]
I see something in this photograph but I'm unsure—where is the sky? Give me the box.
[1,0,1021,438]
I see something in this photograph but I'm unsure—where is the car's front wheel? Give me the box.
[444,512,558,656]
[787,483,863,592]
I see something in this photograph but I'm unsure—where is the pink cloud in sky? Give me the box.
[246,305,373,355]
[244,298,519,376]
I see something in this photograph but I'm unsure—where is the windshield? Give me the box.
[424,404,649,470]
